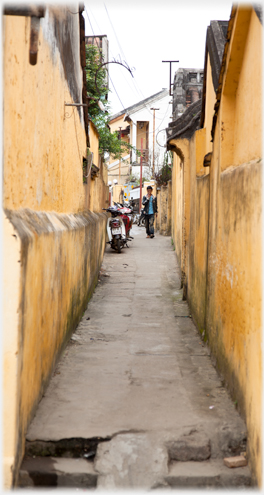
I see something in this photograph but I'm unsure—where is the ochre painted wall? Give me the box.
[206,7,262,484]
[89,120,100,167]
[3,214,21,490]
[3,8,108,488]
[88,122,109,213]
[170,139,190,294]
[169,5,262,486]
[186,129,209,331]
[156,183,171,236]
[171,151,183,268]
[231,9,262,167]
[206,156,262,485]
[203,54,215,156]
[5,209,107,487]
[3,15,86,214]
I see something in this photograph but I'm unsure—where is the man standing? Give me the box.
[142,185,158,238]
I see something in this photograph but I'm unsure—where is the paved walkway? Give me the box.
[24,226,250,489]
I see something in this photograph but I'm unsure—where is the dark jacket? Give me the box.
[142,194,158,214]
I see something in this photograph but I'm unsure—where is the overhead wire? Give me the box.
[84,4,126,112]
[84,1,172,157]
[85,2,168,122]
[85,2,140,112]
[102,3,166,120]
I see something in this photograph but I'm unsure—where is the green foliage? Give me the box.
[154,163,172,186]
[126,174,150,186]
[86,44,137,160]
[86,44,108,119]
[153,151,173,186]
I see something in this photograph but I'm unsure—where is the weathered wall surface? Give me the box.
[90,162,109,213]
[168,5,262,486]
[3,12,86,213]
[186,129,209,330]
[206,158,262,484]
[87,123,109,213]
[171,152,183,268]
[3,6,108,488]
[4,209,107,487]
[156,184,171,236]
[206,8,262,484]
[170,139,190,294]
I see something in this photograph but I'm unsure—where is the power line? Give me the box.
[84,4,171,134]
[84,5,126,112]
[86,2,164,120]
[104,3,127,64]
[108,74,126,111]
[102,3,157,117]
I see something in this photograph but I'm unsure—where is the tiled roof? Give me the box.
[110,89,169,122]
[166,99,202,144]
[200,18,229,127]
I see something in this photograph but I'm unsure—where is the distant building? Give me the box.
[172,68,204,120]
[108,89,172,186]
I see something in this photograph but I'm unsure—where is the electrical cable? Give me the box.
[85,3,138,103]
[104,3,127,66]
[84,2,171,168]
[85,2,167,122]
[84,4,127,113]
[102,3,164,119]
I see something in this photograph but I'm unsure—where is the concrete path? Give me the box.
[23,226,251,489]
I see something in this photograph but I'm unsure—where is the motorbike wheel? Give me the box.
[140,217,145,227]
[116,238,121,253]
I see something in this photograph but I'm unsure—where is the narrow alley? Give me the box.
[19,226,251,489]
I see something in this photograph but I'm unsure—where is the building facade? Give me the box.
[108,89,172,186]
[172,68,204,120]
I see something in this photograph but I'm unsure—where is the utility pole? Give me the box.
[150,108,159,176]
[139,138,143,213]
[162,60,179,96]
[118,127,122,183]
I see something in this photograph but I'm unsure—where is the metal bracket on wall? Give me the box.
[64,103,88,119]
[3,5,46,65]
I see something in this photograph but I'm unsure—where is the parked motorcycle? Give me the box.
[103,206,132,253]
[114,202,134,239]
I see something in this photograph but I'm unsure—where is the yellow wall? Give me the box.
[3,9,108,488]
[156,183,171,236]
[220,7,262,171]
[4,209,107,487]
[3,15,86,214]
[89,120,100,167]
[112,184,124,204]
[169,5,262,486]
[203,54,215,156]
[171,151,183,268]
[3,214,21,490]
[207,6,262,485]
[88,122,109,213]
[186,130,209,329]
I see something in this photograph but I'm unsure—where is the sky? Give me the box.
[83,0,233,117]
